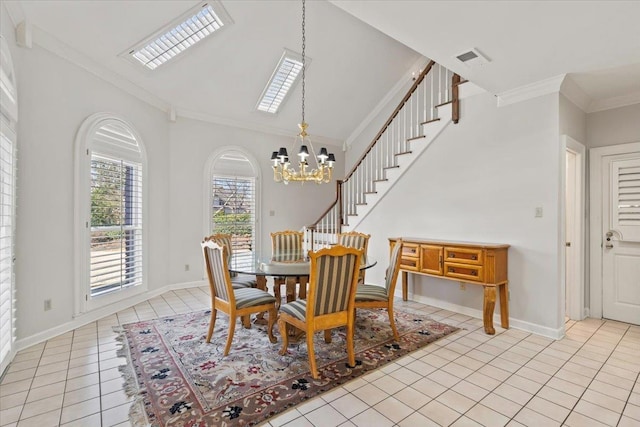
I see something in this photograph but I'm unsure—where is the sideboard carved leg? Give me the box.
[483,286,497,335]
[499,282,509,329]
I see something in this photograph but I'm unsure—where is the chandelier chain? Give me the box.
[301,0,306,125]
[270,0,334,184]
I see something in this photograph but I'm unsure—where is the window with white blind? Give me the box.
[76,116,146,312]
[90,154,143,296]
[209,150,260,267]
[0,36,17,374]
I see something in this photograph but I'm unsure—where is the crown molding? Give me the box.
[560,75,591,112]
[3,1,25,28]
[177,108,343,149]
[588,90,640,113]
[26,24,344,145]
[497,74,565,107]
[32,25,170,113]
[344,56,430,149]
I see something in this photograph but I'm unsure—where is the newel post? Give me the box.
[452,73,461,124]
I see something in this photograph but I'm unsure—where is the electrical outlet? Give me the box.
[44,299,52,311]
[185,264,190,272]
[535,207,543,218]
[269,210,275,217]
[459,283,466,291]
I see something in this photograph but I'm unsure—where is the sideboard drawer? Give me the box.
[444,247,483,265]
[400,257,419,271]
[402,243,419,258]
[444,262,484,282]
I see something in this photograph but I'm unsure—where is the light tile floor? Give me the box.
[0,287,638,426]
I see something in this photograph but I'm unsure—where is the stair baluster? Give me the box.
[306,61,461,251]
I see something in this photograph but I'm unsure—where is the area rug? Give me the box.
[116,307,458,426]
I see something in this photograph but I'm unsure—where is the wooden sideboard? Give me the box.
[389,237,510,335]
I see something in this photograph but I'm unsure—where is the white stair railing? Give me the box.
[305,61,459,251]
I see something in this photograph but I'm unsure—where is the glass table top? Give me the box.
[229,251,376,276]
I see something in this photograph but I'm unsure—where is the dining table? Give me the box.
[229,250,377,305]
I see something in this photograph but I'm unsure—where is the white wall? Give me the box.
[167,117,343,286]
[352,92,564,335]
[6,29,171,339]
[560,95,587,144]
[586,103,640,148]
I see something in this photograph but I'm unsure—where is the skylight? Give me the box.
[124,2,232,70]
[257,50,308,114]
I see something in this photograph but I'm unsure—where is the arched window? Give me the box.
[206,148,260,262]
[0,36,18,373]
[75,114,147,313]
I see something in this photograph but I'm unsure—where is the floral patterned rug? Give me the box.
[117,307,458,426]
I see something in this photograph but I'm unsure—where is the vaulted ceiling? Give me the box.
[7,0,640,143]
[10,0,422,143]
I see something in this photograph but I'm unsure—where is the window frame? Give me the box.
[0,35,17,375]
[204,147,261,257]
[74,113,148,315]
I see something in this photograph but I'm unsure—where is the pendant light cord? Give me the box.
[301,0,306,126]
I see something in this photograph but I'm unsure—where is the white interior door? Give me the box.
[565,150,576,319]
[602,153,640,325]
[564,136,585,322]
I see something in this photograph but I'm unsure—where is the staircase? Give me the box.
[304,61,462,251]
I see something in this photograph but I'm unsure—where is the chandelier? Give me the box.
[270,0,335,184]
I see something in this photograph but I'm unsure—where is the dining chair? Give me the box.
[270,230,306,305]
[278,245,363,379]
[208,233,257,289]
[201,239,277,356]
[337,231,370,284]
[353,238,403,341]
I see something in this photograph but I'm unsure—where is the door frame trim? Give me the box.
[589,141,640,319]
[562,136,585,321]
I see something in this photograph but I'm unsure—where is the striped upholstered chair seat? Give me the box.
[354,284,388,302]
[354,238,403,341]
[337,231,370,284]
[279,299,307,321]
[278,245,363,379]
[208,233,257,289]
[202,238,277,356]
[234,288,278,309]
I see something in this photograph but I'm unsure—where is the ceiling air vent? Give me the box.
[455,48,490,69]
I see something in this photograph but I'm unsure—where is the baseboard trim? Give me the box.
[15,281,206,352]
[405,292,565,340]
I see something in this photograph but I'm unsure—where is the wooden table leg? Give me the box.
[298,276,308,300]
[256,275,267,291]
[285,277,296,303]
[255,275,268,323]
[499,282,509,329]
[482,285,497,335]
[402,271,408,301]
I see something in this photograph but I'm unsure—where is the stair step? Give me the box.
[395,151,412,156]
[421,117,441,125]
[435,100,453,108]
[407,135,426,142]
[383,165,400,170]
